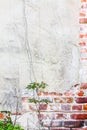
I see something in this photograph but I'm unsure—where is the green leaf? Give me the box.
[0,115,24,130]
[29,98,39,104]
[26,81,48,90]
[40,99,50,104]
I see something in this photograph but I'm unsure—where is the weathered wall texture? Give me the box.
[0,0,80,110]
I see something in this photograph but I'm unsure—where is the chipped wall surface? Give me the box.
[0,0,80,110]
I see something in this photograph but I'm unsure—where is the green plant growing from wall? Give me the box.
[0,111,24,130]
[26,81,50,130]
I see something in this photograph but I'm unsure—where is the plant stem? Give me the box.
[14,96,19,126]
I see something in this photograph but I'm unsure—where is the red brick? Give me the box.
[54,97,73,103]
[79,34,84,38]
[38,114,45,120]
[55,114,67,120]
[81,0,87,2]
[0,113,4,119]
[80,12,86,17]
[83,104,87,110]
[63,121,84,128]
[66,97,74,103]
[79,42,86,46]
[71,114,87,119]
[49,92,57,96]
[77,90,84,96]
[39,104,47,110]
[80,83,87,89]
[72,128,87,130]
[81,58,87,60]
[72,105,82,111]
[80,18,87,24]
[76,97,87,103]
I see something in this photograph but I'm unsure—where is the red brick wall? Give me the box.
[21,83,87,129]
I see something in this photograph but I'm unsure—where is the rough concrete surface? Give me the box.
[0,0,80,110]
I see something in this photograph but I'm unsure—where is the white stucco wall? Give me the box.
[0,0,80,110]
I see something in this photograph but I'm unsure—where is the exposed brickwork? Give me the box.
[21,83,87,129]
